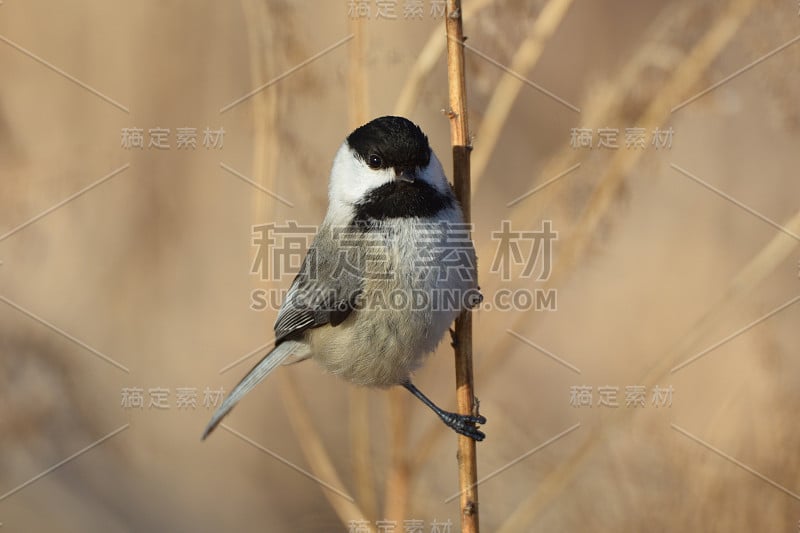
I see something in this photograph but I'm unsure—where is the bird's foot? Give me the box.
[438,410,487,441]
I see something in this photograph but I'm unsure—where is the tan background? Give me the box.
[1,0,799,531]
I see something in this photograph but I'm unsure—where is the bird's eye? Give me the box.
[367,154,383,169]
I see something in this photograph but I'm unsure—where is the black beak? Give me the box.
[395,167,417,183]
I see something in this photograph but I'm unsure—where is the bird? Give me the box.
[202,116,486,441]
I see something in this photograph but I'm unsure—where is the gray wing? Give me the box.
[273,228,364,342]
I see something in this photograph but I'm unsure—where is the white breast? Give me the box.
[309,208,477,387]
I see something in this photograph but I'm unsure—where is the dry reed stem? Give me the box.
[497,198,796,533]
[639,206,800,385]
[349,387,378,521]
[348,386,378,521]
[384,388,411,523]
[482,0,755,382]
[477,0,695,223]
[393,0,495,117]
[494,3,762,526]
[445,2,481,532]
[469,0,688,214]
[348,17,370,129]
[241,0,280,222]
[550,0,757,285]
[496,436,595,533]
[471,0,700,376]
[346,16,380,524]
[471,0,575,189]
[280,373,375,532]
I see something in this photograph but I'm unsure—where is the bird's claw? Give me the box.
[440,411,487,441]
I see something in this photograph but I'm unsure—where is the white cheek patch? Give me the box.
[328,143,394,209]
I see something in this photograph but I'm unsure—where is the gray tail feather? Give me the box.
[201,341,299,440]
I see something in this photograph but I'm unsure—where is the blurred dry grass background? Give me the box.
[1,0,799,531]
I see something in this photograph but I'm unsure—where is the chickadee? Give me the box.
[203,116,486,441]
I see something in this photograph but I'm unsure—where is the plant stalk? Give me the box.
[445,2,480,532]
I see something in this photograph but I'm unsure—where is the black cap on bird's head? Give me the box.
[346,116,431,182]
